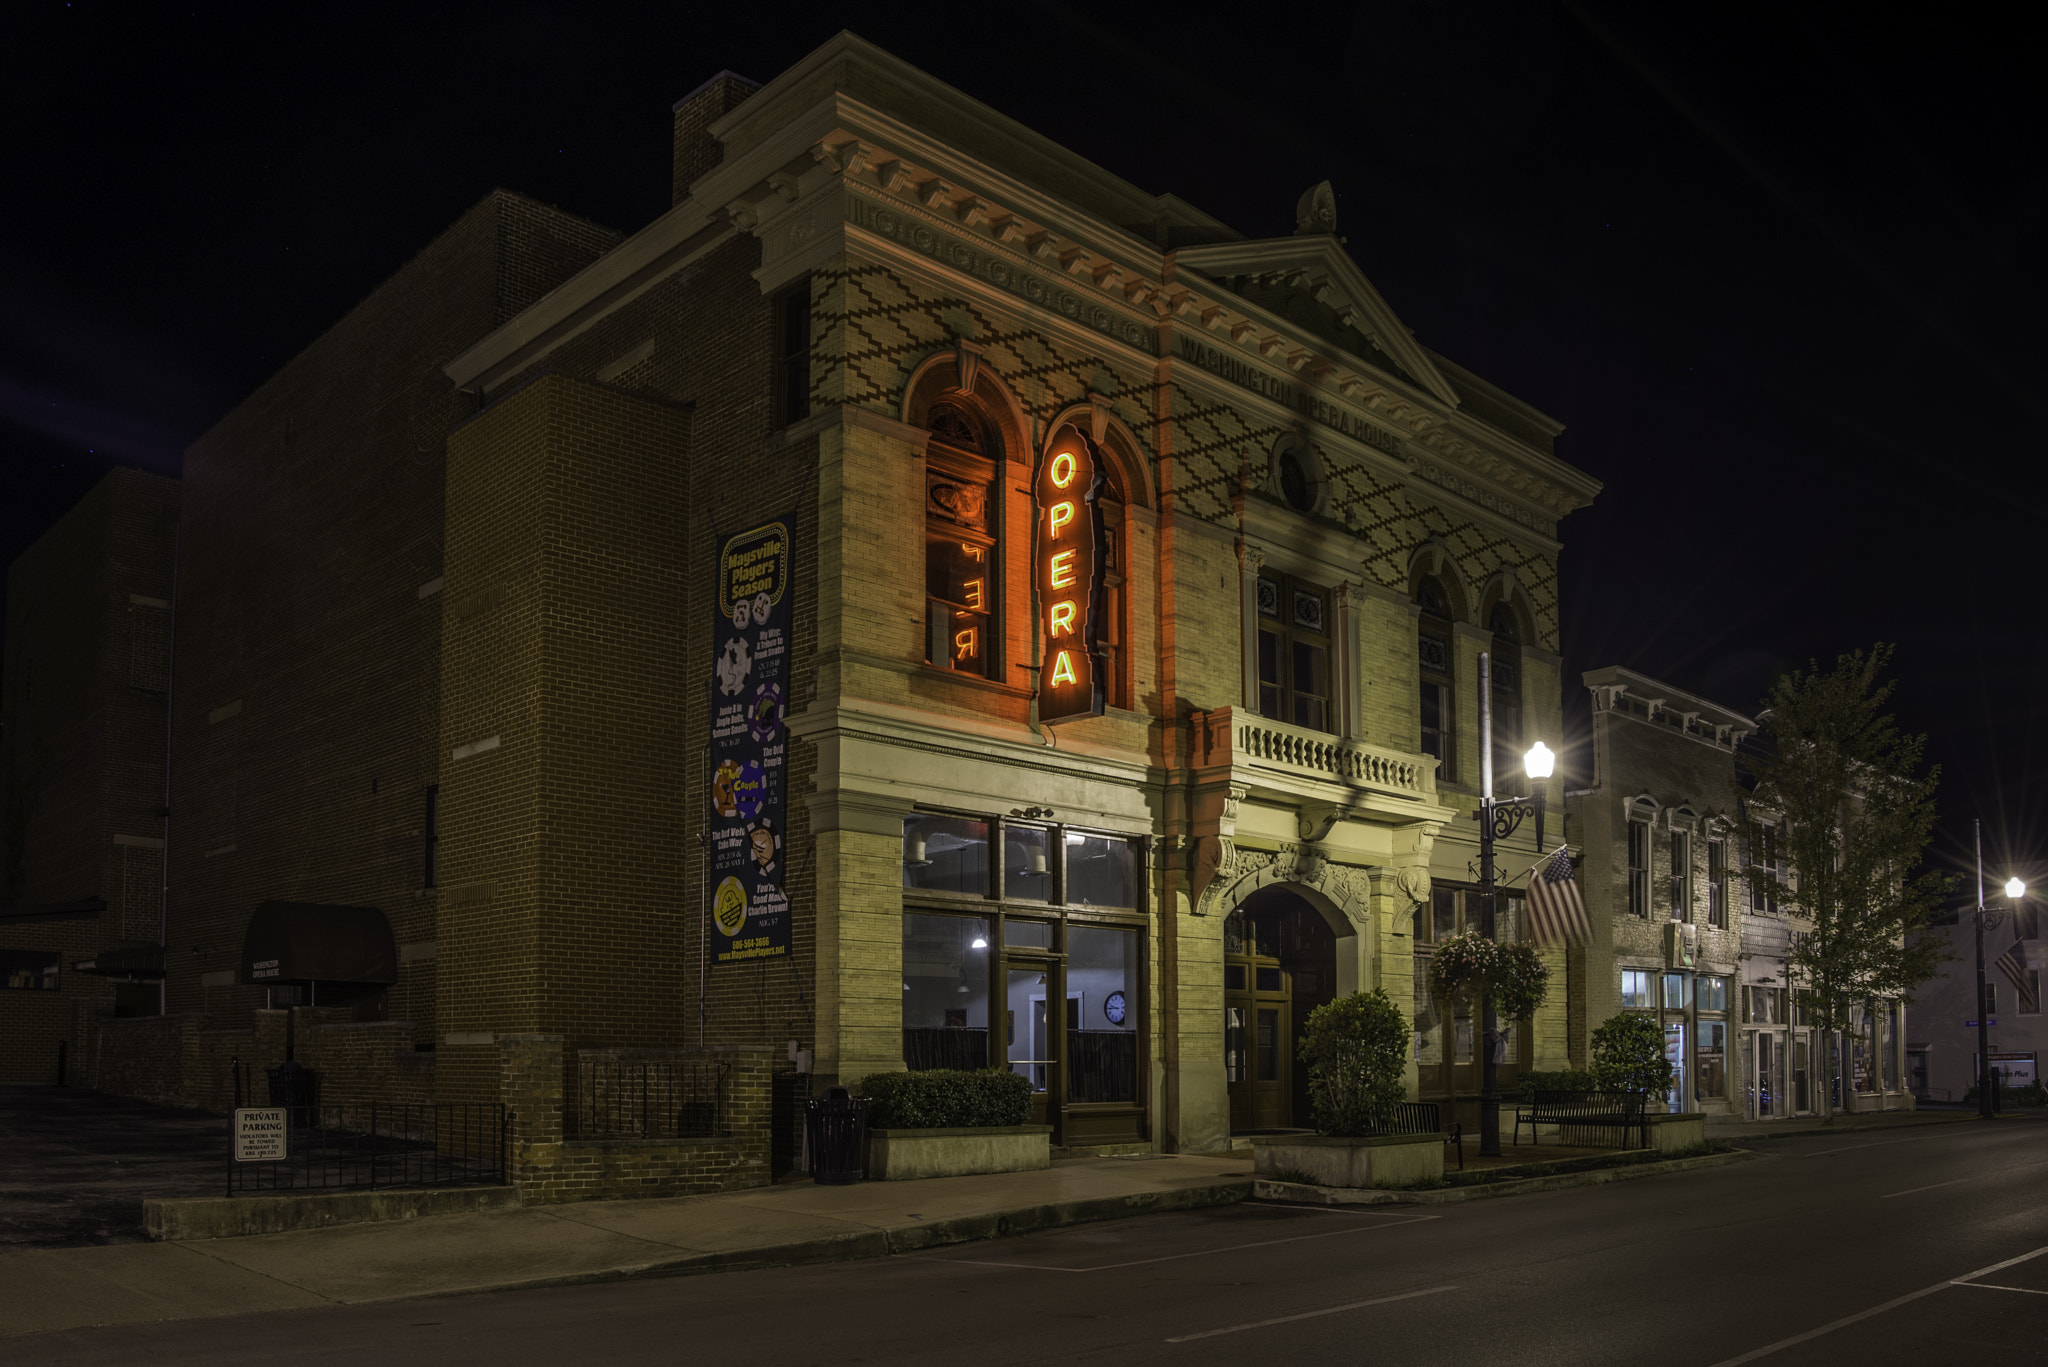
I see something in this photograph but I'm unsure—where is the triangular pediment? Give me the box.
[1173,235,1460,408]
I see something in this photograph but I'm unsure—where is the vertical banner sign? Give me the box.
[1036,427,1107,723]
[709,514,796,964]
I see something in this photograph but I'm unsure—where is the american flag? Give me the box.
[1996,935,2038,1014]
[1525,846,1590,945]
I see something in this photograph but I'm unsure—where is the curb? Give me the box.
[1704,1113,1974,1142]
[146,1185,523,1240]
[390,1177,1256,1301]
[1253,1148,1757,1206]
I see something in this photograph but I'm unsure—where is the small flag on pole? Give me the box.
[1996,936,2037,1014]
[1526,846,1590,946]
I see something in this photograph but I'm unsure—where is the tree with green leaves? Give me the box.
[1741,645,1949,1117]
[1298,990,1410,1136]
[1590,1014,1673,1096]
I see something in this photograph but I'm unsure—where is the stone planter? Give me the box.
[1251,1132,1445,1189]
[863,1125,1052,1181]
[1643,1112,1706,1155]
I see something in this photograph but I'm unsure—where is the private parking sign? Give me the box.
[233,1107,289,1161]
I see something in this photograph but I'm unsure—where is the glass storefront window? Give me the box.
[1066,834,1136,907]
[1414,968,1440,1065]
[1003,824,1052,899]
[1662,973,1689,1011]
[1621,969,1653,1009]
[1004,918,1053,949]
[902,913,991,1071]
[1696,1021,1726,1099]
[1882,1004,1899,1091]
[903,815,989,894]
[1697,976,1728,1013]
[1067,925,1138,1102]
[1664,1021,1687,1109]
[1433,888,1458,942]
[1854,1003,1877,1092]
[1006,966,1052,1091]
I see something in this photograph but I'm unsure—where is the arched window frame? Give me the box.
[1040,400,1153,716]
[921,397,1002,680]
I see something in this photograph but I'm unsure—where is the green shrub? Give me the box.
[853,1067,1033,1128]
[1517,1068,1597,1101]
[1297,989,1410,1136]
[1589,1014,1672,1095]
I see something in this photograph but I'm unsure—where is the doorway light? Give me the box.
[970,936,987,949]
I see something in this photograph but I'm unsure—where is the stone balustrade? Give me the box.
[1191,706,1435,797]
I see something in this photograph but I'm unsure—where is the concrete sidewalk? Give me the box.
[0,1152,1254,1339]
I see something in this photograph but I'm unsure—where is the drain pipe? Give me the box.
[158,514,181,1013]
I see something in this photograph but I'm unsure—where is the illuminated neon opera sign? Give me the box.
[1036,425,1107,723]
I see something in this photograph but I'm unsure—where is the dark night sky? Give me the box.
[4,2,2042,887]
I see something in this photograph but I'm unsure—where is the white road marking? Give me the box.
[1706,1240,2048,1365]
[1952,1281,2048,1296]
[1878,1178,1970,1199]
[922,1211,1436,1274]
[1165,1285,1458,1342]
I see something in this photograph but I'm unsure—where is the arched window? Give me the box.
[1488,601,1521,789]
[925,400,999,679]
[1096,460,1129,710]
[1415,576,1454,778]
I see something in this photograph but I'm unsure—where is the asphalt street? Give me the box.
[25,1115,2048,1365]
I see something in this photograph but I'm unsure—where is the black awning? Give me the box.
[241,902,397,987]
[73,943,165,979]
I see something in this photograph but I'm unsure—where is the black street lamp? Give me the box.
[1973,817,2026,1119]
[1477,653,1554,1158]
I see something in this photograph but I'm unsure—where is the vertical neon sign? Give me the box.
[1036,426,1106,722]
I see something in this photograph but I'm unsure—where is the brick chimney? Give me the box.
[671,70,761,206]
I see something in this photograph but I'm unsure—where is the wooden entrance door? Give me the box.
[1224,934,1292,1130]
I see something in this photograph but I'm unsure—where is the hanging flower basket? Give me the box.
[1429,931,1551,1022]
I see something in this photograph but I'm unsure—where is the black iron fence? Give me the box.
[228,1103,506,1195]
[903,1027,989,1072]
[1067,1030,1138,1103]
[577,1053,731,1140]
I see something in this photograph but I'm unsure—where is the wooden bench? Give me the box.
[1513,1089,1647,1149]
[1371,1100,1464,1170]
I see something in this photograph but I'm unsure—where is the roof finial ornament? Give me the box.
[1294,180,1339,238]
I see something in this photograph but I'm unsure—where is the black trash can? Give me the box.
[804,1087,869,1185]
[266,1060,319,1127]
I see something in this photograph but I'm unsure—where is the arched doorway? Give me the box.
[1222,886,1338,1131]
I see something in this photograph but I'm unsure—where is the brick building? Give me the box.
[2,466,180,1083]
[14,33,1608,1165]
[1567,666,1914,1121]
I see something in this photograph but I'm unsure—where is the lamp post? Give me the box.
[1974,820,2026,1118]
[1477,653,1555,1157]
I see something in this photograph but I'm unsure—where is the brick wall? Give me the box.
[165,191,619,1044]
[2,466,180,1083]
[671,72,759,205]
[499,1035,770,1204]
[80,1004,433,1113]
